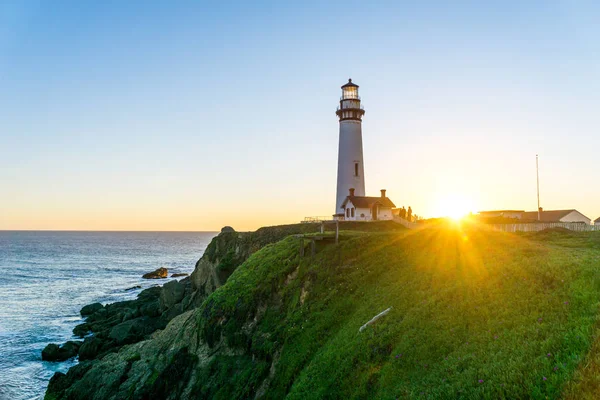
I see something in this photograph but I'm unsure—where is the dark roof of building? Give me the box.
[341,195,396,209]
[341,78,358,88]
[595,217,600,222]
[521,209,589,222]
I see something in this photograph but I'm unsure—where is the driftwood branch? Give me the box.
[358,307,392,333]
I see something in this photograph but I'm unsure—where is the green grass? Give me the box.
[194,223,600,399]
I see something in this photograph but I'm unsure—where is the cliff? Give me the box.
[45,223,600,399]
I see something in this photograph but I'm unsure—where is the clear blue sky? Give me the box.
[1,1,599,230]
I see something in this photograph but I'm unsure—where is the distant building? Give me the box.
[520,209,591,224]
[478,210,524,220]
[341,189,395,221]
[478,209,591,224]
[594,217,600,226]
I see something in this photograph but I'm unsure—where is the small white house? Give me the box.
[340,188,396,221]
[595,217,600,226]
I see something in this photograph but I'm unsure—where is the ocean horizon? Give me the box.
[0,230,216,400]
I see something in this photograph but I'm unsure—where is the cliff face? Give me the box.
[44,223,326,399]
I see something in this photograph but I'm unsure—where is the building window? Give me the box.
[346,208,350,218]
[351,208,355,217]
[354,162,359,176]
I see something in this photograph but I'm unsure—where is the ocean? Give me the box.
[0,231,216,400]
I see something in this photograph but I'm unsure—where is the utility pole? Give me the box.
[536,154,541,221]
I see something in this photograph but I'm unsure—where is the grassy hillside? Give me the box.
[197,223,600,399]
[45,222,600,399]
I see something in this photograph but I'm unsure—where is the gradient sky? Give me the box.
[1,1,599,231]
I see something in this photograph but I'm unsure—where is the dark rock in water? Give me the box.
[61,341,82,357]
[80,302,104,317]
[78,337,104,361]
[87,308,107,321]
[125,285,142,291]
[142,267,168,279]
[159,279,185,311]
[171,273,189,278]
[73,323,91,338]
[46,361,94,399]
[41,343,60,361]
[42,341,82,361]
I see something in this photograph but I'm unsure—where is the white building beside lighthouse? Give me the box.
[333,79,396,221]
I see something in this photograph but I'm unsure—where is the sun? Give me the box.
[435,194,474,221]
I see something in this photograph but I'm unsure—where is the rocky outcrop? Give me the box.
[44,279,194,365]
[42,341,82,361]
[44,223,328,398]
[80,303,103,317]
[171,273,188,278]
[142,267,168,279]
[159,279,185,311]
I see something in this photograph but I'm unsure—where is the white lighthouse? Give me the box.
[334,79,366,217]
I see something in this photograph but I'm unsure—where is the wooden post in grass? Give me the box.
[299,236,304,257]
[311,239,316,258]
[320,222,325,234]
[335,220,339,244]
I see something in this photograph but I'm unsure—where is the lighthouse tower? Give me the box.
[334,79,366,216]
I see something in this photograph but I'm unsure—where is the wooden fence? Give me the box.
[393,216,420,229]
[490,222,600,233]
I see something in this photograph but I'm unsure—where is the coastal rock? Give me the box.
[142,267,168,279]
[44,223,327,399]
[73,323,91,338]
[109,317,159,345]
[159,279,185,311]
[125,285,142,291]
[109,320,141,345]
[41,344,60,361]
[171,273,189,278]
[139,299,161,318]
[46,361,94,400]
[42,341,82,361]
[80,302,104,317]
[78,337,104,361]
[221,226,235,233]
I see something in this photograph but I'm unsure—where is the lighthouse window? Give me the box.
[351,208,355,217]
[346,208,350,218]
[354,162,359,176]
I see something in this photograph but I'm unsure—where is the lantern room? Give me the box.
[341,79,359,99]
[336,78,365,121]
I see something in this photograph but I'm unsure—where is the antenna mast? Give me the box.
[536,154,540,221]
